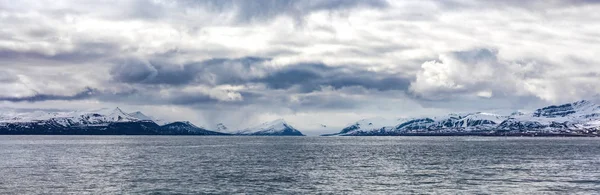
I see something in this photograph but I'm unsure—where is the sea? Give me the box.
[1,136,599,194]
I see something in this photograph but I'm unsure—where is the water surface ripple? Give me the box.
[1,136,600,194]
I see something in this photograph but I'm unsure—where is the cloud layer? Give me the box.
[1,0,599,133]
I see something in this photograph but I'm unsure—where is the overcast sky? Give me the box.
[1,0,599,134]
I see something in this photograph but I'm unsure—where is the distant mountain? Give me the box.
[105,107,140,122]
[325,100,600,136]
[497,100,600,132]
[230,119,304,136]
[0,108,225,135]
[6,100,598,136]
[321,117,405,136]
[160,121,229,135]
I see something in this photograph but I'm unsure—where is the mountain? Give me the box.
[231,119,304,136]
[128,111,153,121]
[3,100,599,136]
[322,117,406,136]
[160,121,229,135]
[497,100,600,133]
[0,108,225,135]
[327,100,600,136]
[105,107,140,122]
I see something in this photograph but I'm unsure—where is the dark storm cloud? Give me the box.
[109,59,159,83]
[110,57,267,85]
[109,57,411,93]
[167,94,219,105]
[0,87,97,102]
[257,63,411,92]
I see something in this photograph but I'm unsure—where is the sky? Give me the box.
[1,0,599,135]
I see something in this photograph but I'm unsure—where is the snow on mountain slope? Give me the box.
[533,100,600,118]
[329,100,600,136]
[0,107,155,127]
[128,111,153,121]
[160,121,227,135]
[498,100,600,131]
[411,112,507,131]
[234,119,304,136]
[105,107,140,122]
[330,113,509,136]
[325,117,409,136]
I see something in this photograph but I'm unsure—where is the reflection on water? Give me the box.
[1,136,600,194]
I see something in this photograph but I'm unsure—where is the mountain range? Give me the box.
[1,100,600,136]
[324,100,600,136]
[0,107,302,136]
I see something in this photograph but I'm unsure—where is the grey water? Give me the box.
[1,136,600,194]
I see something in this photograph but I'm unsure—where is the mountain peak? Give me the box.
[111,107,126,115]
[234,118,304,136]
[254,118,289,128]
[107,107,138,122]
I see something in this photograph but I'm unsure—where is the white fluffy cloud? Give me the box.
[410,48,600,103]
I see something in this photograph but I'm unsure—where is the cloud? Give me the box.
[409,48,501,99]
[110,58,159,83]
[257,63,411,92]
[109,57,411,93]
[409,48,600,102]
[0,71,19,83]
[179,0,389,23]
[109,57,269,86]
[0,42,121,64]
[0,87,97,102]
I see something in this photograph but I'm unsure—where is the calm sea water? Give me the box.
[1,136,600,194]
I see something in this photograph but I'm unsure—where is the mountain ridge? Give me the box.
[324,100,600,136]
[220,119,304,136]
[0,108,227,135]
[3,100,600,136]
[0,108,306,136]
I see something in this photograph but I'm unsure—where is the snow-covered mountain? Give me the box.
[326,100,600,136]
[160,121,228,135]
[128,111,153,121]
[497,100,600,132]
[322,117,408,136]
[0,107,304,136]
[230,119,304,136]
[3,100,598,136]
[0,108,226,135]
[0,107,150,126]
